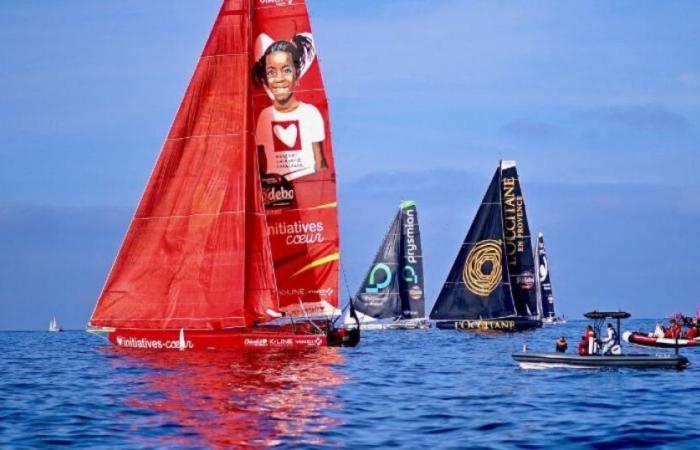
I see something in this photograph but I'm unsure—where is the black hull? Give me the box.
[512,352,689,369]
[435,318,541,332]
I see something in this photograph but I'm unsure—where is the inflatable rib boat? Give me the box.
[623,331,700,349]
[513,311,690,370]
[512,351,689,369]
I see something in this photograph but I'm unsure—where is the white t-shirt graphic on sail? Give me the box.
[255,102,325,181]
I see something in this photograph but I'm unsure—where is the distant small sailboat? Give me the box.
[534,232,566,325]
[430,160,541,332]
[48,317,63,332]
[346,201,428,330]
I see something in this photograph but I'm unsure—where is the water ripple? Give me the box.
[3,320,700,448]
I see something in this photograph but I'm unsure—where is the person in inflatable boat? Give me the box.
[578,336,589,356]
[584,325,598,354]
[602,323,617,355]
[555,336,568,353]
[664,319,682,339]
[649,322,665,338]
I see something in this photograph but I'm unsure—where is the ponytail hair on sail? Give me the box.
[252,34,315,87]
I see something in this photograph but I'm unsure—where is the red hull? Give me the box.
[624,331,700,349]
[107,325,357,351]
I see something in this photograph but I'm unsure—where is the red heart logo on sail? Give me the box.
[273,123,298,148]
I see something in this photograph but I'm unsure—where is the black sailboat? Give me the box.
[535,232,566,324]
[346,201,428,330]
[430,161,541,331]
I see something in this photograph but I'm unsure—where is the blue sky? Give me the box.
[1,1,699,329]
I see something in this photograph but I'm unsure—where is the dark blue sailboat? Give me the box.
[430,161,541,332]
[535,232,566,324]
[346,201,428,330]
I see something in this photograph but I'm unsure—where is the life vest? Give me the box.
[578,341,588,356]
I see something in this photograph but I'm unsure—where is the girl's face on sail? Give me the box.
[265,51,297,106]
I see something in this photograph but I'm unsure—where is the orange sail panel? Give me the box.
[251,1,340,317]
[90,0,279,330]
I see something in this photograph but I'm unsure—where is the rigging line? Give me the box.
[340,259,353,304]
[332,260,355,326]
[297,298,324,334]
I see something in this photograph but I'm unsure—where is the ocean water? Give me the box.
[2,319,700,449]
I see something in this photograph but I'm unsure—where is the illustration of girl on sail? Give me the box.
[253,33,328,188]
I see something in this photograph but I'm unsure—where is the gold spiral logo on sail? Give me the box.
[463,240,503,296]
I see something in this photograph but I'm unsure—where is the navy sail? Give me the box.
[430,161,540,331]
[500,162,538,317]
[430,169,516,321]
[535,232,555,320]
[353,210,402,320]
[399,201,425,319]
[351,201,426,327]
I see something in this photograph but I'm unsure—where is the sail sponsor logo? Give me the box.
[463,240,502,296]
[359,291,396,308]
[258,0,294,6]
[279,299,337,317]
[115,336,194,350]
[408,285,423,301]
[307,287,334,298]
[261,173,295,208]
[502,177,526,264]
[403,265,418,284]
[403,208,419,264]
[272,121,301,151]
[365,263,392,293]
[269,220,325,245]
[455,320,516,331]
[538,255,548,282]
[280,288,305,297]
[516,270,535,290]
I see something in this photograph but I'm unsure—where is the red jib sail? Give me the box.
[251,1,340,317]
[90,0,281,330]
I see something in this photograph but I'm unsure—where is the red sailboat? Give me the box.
[87,0,359,350]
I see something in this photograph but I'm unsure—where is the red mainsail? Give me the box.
[90,0,280,330]
[251,1,340,317]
